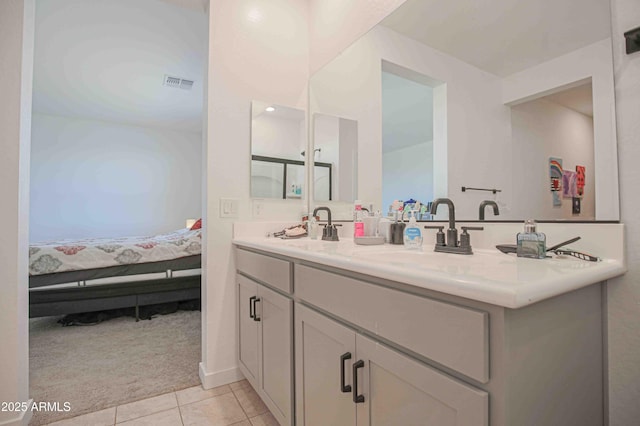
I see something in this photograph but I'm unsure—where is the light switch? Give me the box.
[220,198,239,218]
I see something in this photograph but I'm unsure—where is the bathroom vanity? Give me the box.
[233,225,625,426]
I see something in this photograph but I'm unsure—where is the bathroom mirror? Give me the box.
[309,0,619,221]
[312,113,358,203]
[250,101,306,199]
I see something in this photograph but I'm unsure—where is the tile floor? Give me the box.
[46,380,278,426]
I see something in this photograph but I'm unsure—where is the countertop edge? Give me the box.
[232,239,626,309]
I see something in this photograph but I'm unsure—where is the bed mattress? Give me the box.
[29,228,202,285]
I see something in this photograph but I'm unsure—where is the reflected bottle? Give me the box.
[354,200,365,238]
[516,219,546,259]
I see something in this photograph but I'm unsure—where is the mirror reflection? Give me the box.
[309,0,618,221]
[250,101,305,199]
[312,113,358,202]
[382,71,434,216]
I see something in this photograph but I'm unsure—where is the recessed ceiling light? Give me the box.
[265,106,276,112]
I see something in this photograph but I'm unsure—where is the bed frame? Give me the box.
[29,255,201,319]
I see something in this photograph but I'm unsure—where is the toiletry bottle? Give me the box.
[308,215,318,240]
[390,210,406,244]
[517,219,546,259]
[403,210,423,249]
[353,200,365,238]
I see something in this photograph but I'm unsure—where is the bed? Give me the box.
[29,227,202,319]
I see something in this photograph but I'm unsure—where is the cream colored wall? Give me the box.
[0,0,34,425]
[308,0,407,74]
[608,0,640,423]
[200,0,309,387]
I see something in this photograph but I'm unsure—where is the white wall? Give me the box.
[201,0,309,388]
[382,142,433,213]
[503,39,618,220]
[510,99,595,220]
[33,0,206,132]
[608,0,640,423]
[30,113,202,241]
[0,0,33,425]
[308,0,407,74]
[310,24,513,220]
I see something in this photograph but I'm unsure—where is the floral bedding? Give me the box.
[29,228,202,276]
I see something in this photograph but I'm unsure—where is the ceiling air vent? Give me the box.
[163,75,195,90]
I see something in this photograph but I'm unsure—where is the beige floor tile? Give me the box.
[176,384,232,406]
[228,380,251,392]
[180,393,247,426]
[46,407,116,426]
[117,408,182,426]
[116,393,178,423]
[249,412,278,426]
[229,421,252,426]
[232,387,267,418]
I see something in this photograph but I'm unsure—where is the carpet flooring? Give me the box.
[29,310,201,425]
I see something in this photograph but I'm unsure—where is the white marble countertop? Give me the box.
[233,236,626,308]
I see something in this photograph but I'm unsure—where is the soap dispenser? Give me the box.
[403,210,423,249]
[517,219,546,259]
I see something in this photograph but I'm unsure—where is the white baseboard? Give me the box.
[0,399,33,426]
[199,363,244,389]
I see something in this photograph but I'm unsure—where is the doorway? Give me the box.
[27,0,207,423]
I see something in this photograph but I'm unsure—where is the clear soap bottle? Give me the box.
[403,210,423,249]
[517,219,546,259]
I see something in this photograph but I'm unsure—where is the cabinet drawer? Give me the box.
[237,249,292,294]
[296,264,489,383]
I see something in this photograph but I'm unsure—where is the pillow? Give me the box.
[190,218,202,230]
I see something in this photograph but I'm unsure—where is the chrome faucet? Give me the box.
[479,200,499,220]
[427,198,482,254]
[313,206,340,241]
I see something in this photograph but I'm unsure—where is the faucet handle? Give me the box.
[460,226,483,249]
[424,226,445,246]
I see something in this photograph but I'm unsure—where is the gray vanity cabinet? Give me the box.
[236,247,604,426]
[295,304,356,426]
[295,303,488,426]
[236,251,293,426]
[237,275,259,384]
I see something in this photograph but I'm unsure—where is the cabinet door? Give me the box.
[295,304,356,426]
[237,275,259,385]
[355,334,488,426]
[258,285,293,426]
